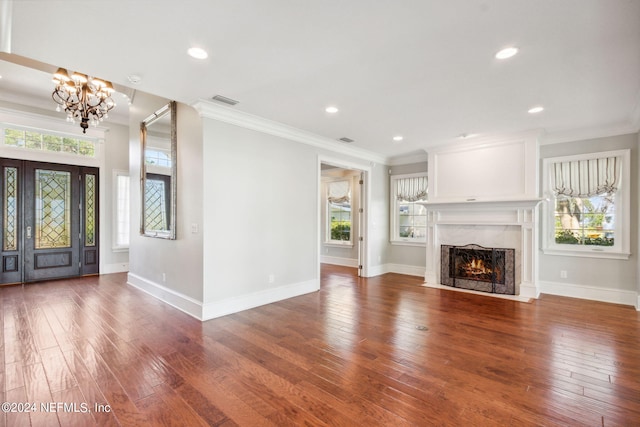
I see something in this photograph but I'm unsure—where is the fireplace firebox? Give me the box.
[441,244,515,295]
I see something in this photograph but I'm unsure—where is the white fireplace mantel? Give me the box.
[419,198,543,300]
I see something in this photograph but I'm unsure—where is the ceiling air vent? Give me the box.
[338,137,354,143]
[211,95,239,106]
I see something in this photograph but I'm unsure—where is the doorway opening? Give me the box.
[0,158,99,284]
[319,159,369,278]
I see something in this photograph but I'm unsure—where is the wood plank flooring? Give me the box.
[1,264,639,426]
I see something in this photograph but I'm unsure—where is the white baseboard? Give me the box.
[127,273,203,320]
[364,263,388,277]
[637,295,640,311]
[519,282,541,299]
[539,280,638,308]
[103,262,129,274]
[364,263,425,278]
[320,256,358,267]
[202,279,319,320]
[386,263,425,277]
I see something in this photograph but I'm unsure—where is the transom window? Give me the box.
[2,126,97,157]
[391,173,427,244]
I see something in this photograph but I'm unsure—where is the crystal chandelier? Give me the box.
[52,68,115,133]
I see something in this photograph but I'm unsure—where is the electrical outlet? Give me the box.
[162,273,166,282]
[268,274,275,284]
[560,270,567,279]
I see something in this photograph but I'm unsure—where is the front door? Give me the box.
[0,159,99,284]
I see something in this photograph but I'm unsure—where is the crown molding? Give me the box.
[387,151,428,166]
[540,122,639,145]
[191,99,388,165]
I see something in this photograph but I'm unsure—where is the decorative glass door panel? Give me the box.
[34,169,72,249]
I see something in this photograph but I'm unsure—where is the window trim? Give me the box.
[542,149,630,260]
[390,172,428,246]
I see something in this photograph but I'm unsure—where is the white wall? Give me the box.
[199,114,390,319]
[539,133,638,306]
[127,93,204,315]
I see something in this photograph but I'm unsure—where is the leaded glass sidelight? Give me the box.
[35,169,71,249]
[3,167,18,251]
[85,174,96,246]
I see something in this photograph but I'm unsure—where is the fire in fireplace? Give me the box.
[441,244,515,295]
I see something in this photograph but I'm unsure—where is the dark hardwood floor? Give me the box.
[1,264,639,426]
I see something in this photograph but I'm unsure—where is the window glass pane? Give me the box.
[554,194,615,246]
[329,202,351,241]
[79,140,95,157]
[62,137,79,154]
[25,131,42,150]
[116,174,130,247]
[43,134,62,152]
[396,200,427,241]
[4,129,24,147]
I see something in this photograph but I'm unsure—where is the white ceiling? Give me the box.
[1,0,639,160]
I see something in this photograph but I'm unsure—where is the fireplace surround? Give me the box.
[441,244,515,295]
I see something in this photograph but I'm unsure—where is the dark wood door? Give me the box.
[0,158,99,284]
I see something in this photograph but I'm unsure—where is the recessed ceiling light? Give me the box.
[127,74,142,84]
[528,106,544,114]
[495,47,518,59]
[325,106,339,114]
[188,47,208,59]
[393,136,404,142]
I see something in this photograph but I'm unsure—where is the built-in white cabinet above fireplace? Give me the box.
[427,131,540,203]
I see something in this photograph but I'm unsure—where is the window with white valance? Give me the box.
[391,173,428,244]
[326,179,352,243]
[543,149,630,259]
